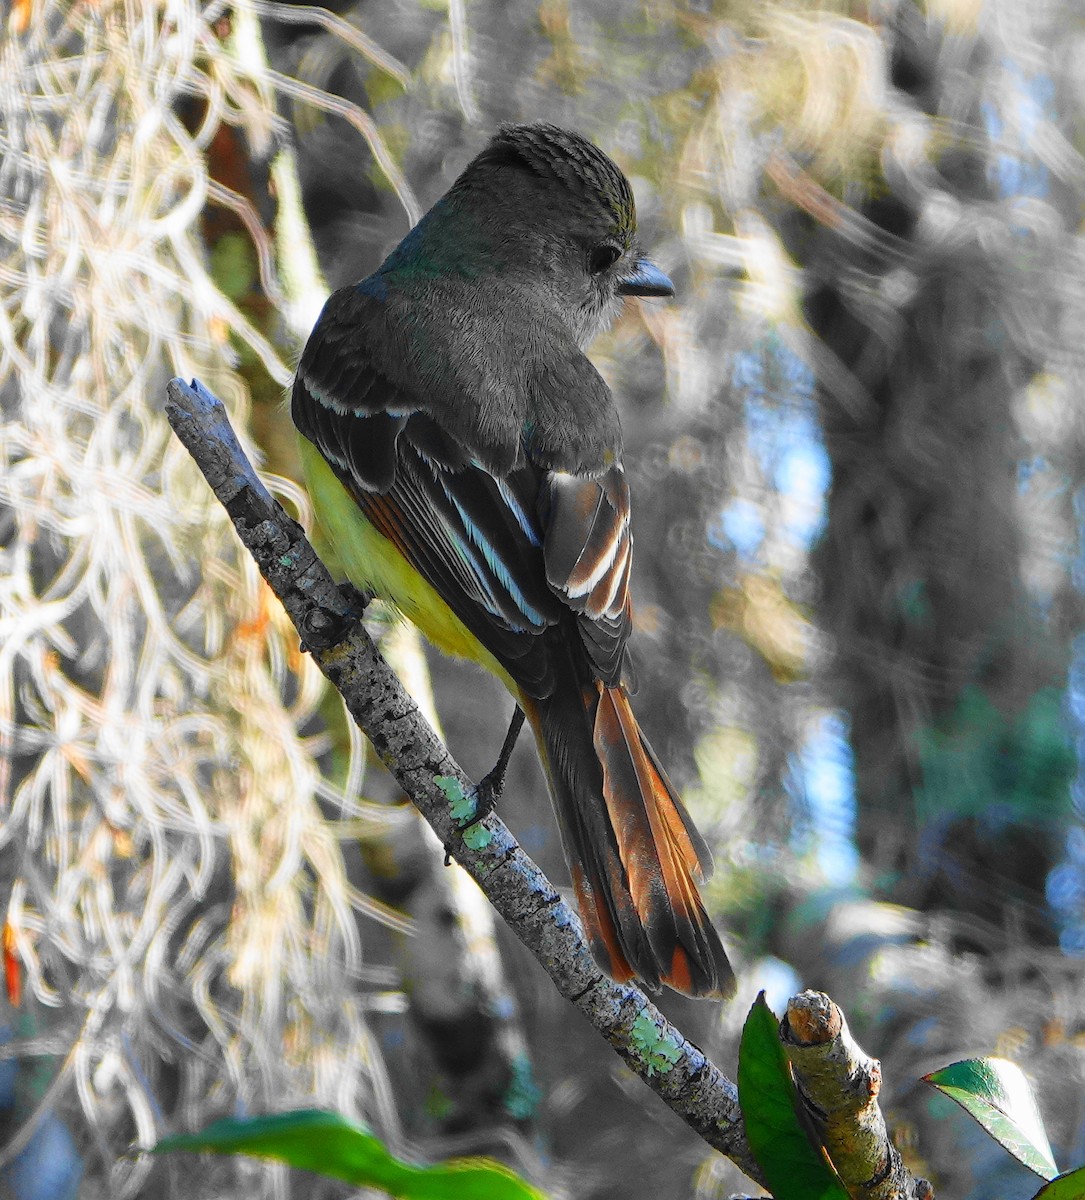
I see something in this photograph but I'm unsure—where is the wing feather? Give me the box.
[293,288,635,695]
[541,469,633,684]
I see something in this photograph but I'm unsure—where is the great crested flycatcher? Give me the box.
[292,122,735,997]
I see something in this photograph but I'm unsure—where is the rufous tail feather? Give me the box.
[522,676,735,998]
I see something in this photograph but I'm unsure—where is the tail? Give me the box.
[522,678,736,998]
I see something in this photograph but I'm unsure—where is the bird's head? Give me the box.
[449,122,674,347]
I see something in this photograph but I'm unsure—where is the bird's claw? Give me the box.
[454,704,524,829]
[465,770,503,825]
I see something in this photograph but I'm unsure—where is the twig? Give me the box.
[163,376,761,1182]
[783,991,932,1200]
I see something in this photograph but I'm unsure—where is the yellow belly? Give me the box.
[298,437,513,688]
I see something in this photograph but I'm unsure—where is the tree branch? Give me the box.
[163,376,760,1181]
[784,991,931,1200]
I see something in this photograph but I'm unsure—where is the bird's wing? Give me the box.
[539,467,632,686]
[293,286,634,696]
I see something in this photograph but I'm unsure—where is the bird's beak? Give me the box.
[616,257,675,298]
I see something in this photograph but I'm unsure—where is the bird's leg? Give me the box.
[466,705,526,823]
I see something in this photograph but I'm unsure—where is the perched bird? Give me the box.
[292,122,735,997]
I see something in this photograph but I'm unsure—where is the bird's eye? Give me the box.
[588,243,622,275]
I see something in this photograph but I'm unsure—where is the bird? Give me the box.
[292,121,735,997]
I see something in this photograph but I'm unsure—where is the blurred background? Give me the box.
[3,0,1085,1196]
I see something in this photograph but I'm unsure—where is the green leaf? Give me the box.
[923,1058,1057,1180]
[737,993,851,1200]
[1031,1165,1085,1200]
[153,1110,546,1199]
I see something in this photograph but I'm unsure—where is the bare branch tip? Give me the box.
[786,989,842,1045]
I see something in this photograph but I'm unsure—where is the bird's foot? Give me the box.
[465,705,526,825]
[467,766,504,826]
[444,706,526,843]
